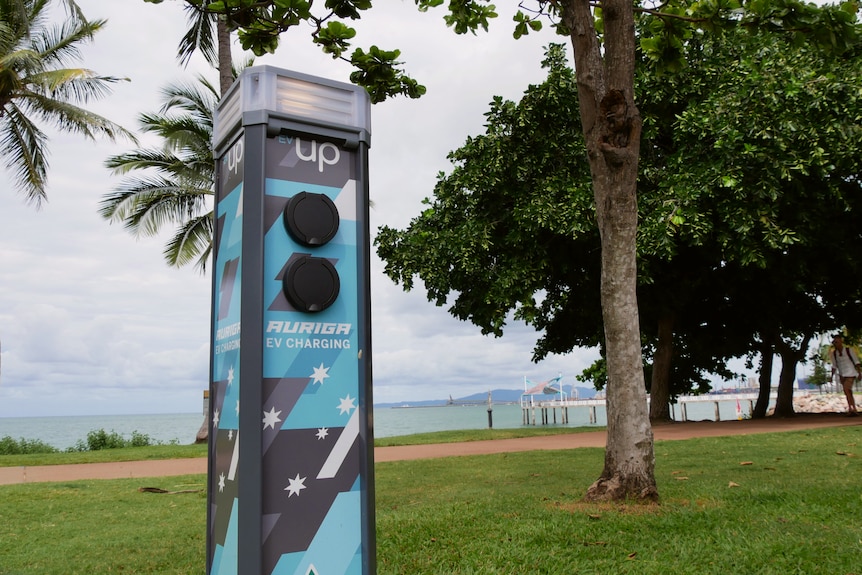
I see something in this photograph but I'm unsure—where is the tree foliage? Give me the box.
[143,0,426,102]
[0,0,135,205]
[173,0,861,501]
[378,46,597,348]
[101,76,218,272]
[377,18,862,415]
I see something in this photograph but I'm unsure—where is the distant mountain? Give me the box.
[374,384,596,408]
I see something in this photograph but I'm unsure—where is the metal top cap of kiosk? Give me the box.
[213,65,371,150]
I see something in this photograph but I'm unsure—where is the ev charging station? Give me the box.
[208,66,374,575]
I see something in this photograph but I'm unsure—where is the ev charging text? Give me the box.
[265,320,351,350]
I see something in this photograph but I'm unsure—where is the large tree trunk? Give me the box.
[773,358,797,417]
[561,0,657,502]
[649,313,675,421]
[773,335,811,417]
[753,340,774,418]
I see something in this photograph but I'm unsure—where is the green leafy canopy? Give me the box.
[142,0,860,105]
[144,0,426,102]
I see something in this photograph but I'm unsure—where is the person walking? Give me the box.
[830,334,862,416]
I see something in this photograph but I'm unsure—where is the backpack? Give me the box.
[833,346,861,368]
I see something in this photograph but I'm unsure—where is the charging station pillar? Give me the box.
[207,66,374,575]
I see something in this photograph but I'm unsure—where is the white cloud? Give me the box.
[0,0,601,417]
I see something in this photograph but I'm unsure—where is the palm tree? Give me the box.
[100,75,217,272]
[175,2,234,95]
[102,8,241,441]
[0,0,134,206]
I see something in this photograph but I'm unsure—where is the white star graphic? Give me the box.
[235,399,240,416]
[227,365,235,386]
[218,473,226,492]
[285,473,307,498]
[316,427,329,440]
[309,363,330,385]
[337,395,356,415]
[213,409,220,428]
[262,407,282,430]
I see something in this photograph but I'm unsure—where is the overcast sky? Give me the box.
[2,0,770,419]
[0,0,613,417]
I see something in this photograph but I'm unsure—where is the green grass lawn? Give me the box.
[373,425,603,447]
[0,443,209,467]
[1,427,860,574]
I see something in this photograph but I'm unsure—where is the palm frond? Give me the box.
[0,47,42,77]
[101,71,220,271]
[32,19,105,68]
[164,213,214,273]
[105,148,213,191]
[26,68,127,103]
[1,0,135,203]
[0,101,48,205]
[58,0,87,23]
[100,178,211,236]
[104,148,185,174]
[100,184,209,228]
[19,90,136,142]
[157,75,219,118]
[138,113,212,150]
[177,4,218,68]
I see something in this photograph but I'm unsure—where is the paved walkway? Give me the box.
[1,413,859,485]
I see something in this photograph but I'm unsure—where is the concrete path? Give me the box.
[1,413,859,485]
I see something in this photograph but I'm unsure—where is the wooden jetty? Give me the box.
[520,392,777,426]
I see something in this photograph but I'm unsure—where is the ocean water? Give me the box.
[0,399,757,451]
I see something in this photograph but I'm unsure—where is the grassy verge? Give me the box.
[0,427,597,467]
[0,426,860,574]
[373,425,602,447]
[0,444,208,467]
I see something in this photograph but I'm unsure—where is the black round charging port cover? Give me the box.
[283,255,340,312]
[283,192,339,246]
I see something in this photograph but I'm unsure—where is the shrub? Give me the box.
[70,429,159,451]
[88,429,123,450]
[129,430,155,447]
[0,435,59,455]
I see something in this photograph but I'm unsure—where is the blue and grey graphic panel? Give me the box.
[259,133,370,575]
[209,135,244,575]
